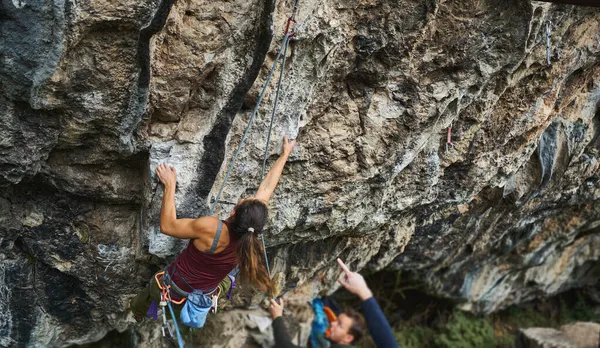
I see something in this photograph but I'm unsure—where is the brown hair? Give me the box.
[229,199,276,295]
[345,308,366,344]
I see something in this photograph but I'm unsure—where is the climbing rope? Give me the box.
[166,300,185,348]
[210,0,300,215]
[158,4,302,346]
[209,0,301,281]
[257,1,300,280]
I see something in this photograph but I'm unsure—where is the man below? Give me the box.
[269,297,366,348]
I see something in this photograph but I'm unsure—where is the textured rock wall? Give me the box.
[1,0,599,346]
[516,322,600,348]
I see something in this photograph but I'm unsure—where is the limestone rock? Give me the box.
[560,322,600,348]
[516,322,600,348]
[516,328,578,348]
[0,0,599,346]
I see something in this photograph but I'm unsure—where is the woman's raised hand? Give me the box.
[282,136,296,156]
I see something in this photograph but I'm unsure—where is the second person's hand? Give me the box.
[269,298,284,319]
[337,258,373,301]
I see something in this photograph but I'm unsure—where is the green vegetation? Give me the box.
[334,270,600,348]
[394,326,436,348]
[434,311,496,348]
[395,310,496,348]
[392,294,600,348]
[560,295,600,323]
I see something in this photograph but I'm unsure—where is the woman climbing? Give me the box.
[131,136,296,323]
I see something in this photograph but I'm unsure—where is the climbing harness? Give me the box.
[153,266,224,347]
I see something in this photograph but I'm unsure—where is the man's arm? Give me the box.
[269,299,301,348]
[254,137,296,204]
[272,317,300,348]
[337,259,398,348]
[360,297,398,348]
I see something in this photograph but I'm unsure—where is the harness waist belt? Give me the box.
[163,267,217,298]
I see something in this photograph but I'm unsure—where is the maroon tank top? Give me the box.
[167,221,238,295]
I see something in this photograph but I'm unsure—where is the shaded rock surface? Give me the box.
[516,321,600,348]
[1,0,600,346]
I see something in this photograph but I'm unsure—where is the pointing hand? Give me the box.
[337,258,373,301]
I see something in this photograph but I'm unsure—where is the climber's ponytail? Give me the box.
[230,199,276,295]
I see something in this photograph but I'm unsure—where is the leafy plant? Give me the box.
[434,311,496,348]
[394,326,436,348]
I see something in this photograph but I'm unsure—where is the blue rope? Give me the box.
[166,300,185,348]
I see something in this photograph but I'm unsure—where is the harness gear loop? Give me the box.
[155,272,187,305]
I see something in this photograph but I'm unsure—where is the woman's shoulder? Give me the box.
[191,216,221,238]
[191,216,230,252]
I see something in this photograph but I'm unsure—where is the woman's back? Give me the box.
[168,221,239,294]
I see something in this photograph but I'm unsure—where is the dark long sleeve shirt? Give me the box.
[272,317,353,348]
[360,297,398,348]
[272,317,301,348]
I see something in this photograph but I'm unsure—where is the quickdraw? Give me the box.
[446,121,454,153]
[153,272,185,347]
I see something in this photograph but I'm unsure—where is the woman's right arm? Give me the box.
[157,163,213,240]
[254,136,296,204]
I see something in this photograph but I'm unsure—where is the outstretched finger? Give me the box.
[337,258,351,274]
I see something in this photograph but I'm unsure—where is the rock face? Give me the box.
[516,322,600,348]
[1,0,599,346]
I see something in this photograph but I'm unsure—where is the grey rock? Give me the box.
[0,0,599,346]
[516,328,578,348]
[516,322,600,348]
